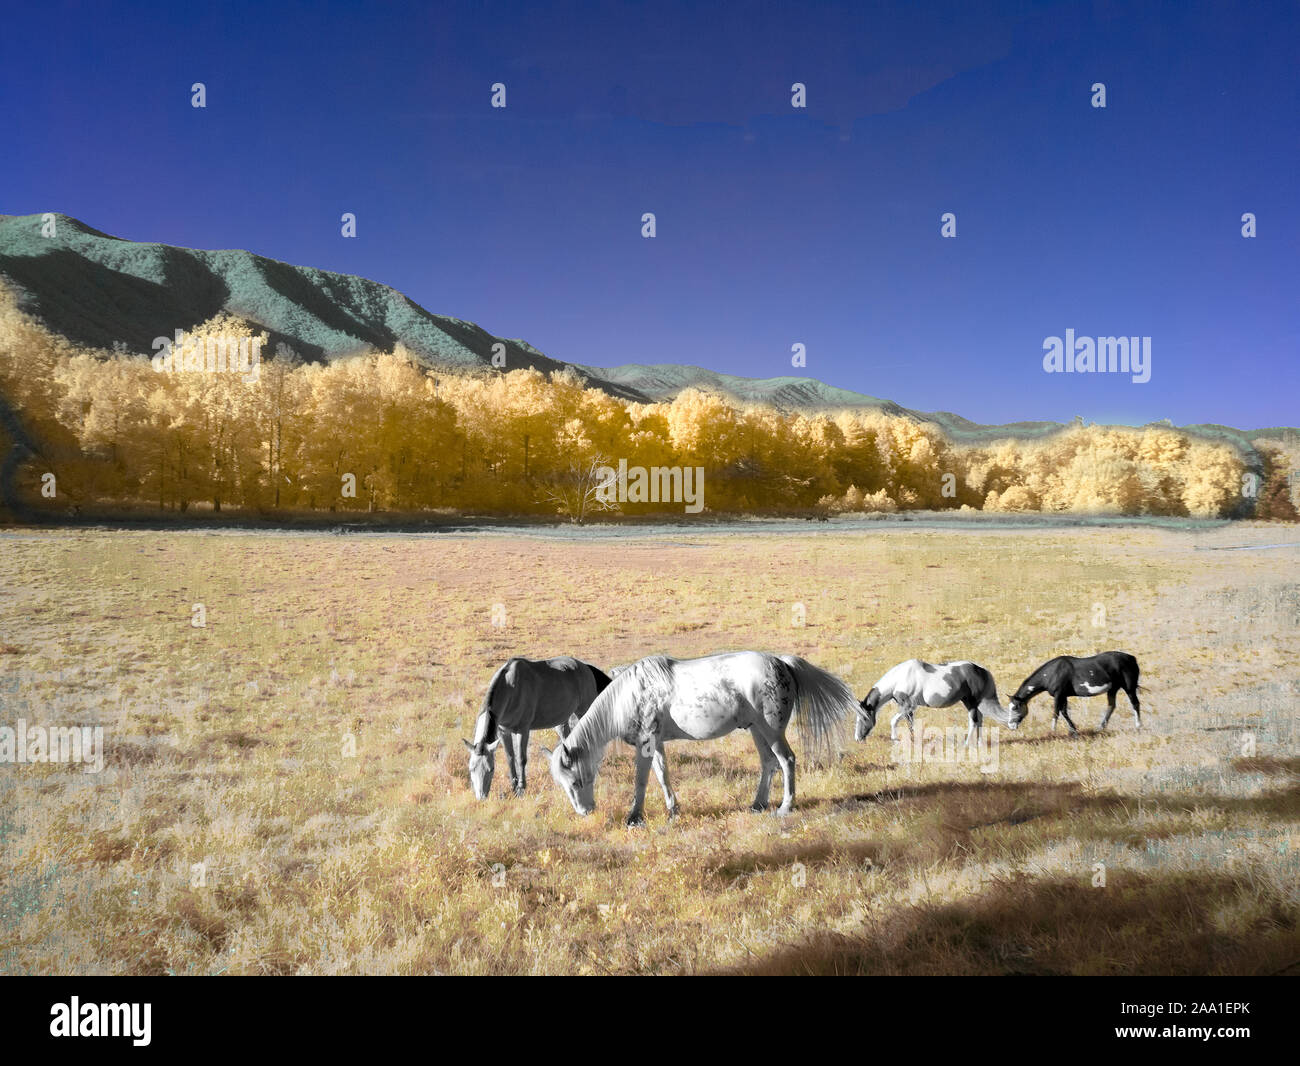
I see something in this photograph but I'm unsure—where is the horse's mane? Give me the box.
[475,660,513,744]
[1014,658,1060,698]
[564,655,675,777]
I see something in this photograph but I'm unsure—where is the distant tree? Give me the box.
[1182,442,1245,518]
[539,424,614,522]
[1254,444,1299,521]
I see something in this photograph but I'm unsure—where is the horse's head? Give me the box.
[462,737,500,799]
[855,688,881,741]
[545,742,595,815]
[1005,697,1028,730]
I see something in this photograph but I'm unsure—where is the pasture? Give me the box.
[0,521,1297,974]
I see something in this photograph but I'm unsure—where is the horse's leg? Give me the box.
[890,702,910,742]
[651,742,678,818]
[500,728,519,794]
[750,719,796,814]
[749,727,778,812]
[771,733,798,814]
[514,728,530,795]
[1127,685,1141,728]
[626,747,652,827]
[965,704,981,748]
[1055,692,1079,735]
[1100,690,1117,730]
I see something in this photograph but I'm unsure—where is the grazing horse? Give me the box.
[856,659,1013,745]
[464,656,611,798]
[544,651,856,824]
[1007,651,1141,735]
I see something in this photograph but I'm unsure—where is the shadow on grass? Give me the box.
[708,869,1300,975]
[595,767,1300,835]
[712,780,1300,886]
[807,778,1299,820]
[1232,756,1300,776]
[997,726,1133,746]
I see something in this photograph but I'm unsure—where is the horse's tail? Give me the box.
[777,655,854,765]
[587,663,614,697]
[973,665,1012,724]
[581,663,614,721]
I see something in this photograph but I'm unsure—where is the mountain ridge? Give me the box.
[0,213,1291,449]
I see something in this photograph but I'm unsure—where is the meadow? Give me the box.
[0,520,1297,975]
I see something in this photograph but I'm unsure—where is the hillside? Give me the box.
[0,213,1291,448]
[0,212,647,399]
[572,362,906,412]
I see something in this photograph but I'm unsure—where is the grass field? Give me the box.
[1,522,1297,975]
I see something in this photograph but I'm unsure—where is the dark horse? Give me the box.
[1007,651,1141,734]
[465,657,612,798]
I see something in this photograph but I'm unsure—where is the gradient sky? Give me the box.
[2,0,1297,427]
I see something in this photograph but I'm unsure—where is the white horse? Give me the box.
[857,659,1014,745]
[543,651,857,824]
[465,657,611,799]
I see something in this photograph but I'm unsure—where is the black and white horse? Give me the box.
[1007,651,1141,735]
[856,659,1014,746]
[465,656,612,798]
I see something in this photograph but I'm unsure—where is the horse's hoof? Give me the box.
[776,805,793,816]
[625,813,645,828]
[749,803,767,813]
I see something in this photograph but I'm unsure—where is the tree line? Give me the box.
[0,298,1294,521]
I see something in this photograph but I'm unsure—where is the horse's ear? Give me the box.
[462,738,475,752]
[486,738,501,752]
[558,746,573,768]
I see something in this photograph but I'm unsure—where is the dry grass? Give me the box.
[0,522,1296,974]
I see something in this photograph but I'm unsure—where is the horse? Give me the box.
[856,659,1014,745]
[543,651,857,824]
[1007,651,1141,735]
[464,656,612,798]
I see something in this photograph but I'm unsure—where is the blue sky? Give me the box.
[2,0,1297,427]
